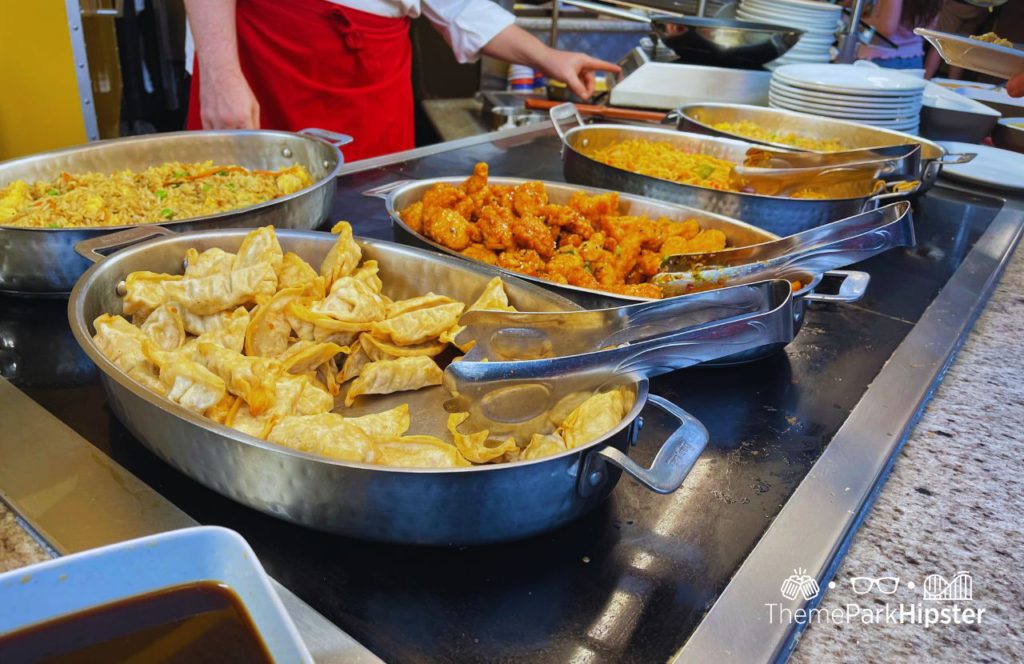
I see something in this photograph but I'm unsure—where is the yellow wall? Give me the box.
[0,2,88,160]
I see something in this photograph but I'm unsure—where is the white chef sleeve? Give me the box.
[421,0,517,64]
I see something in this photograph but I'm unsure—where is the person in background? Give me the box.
[185,0,620,161]
[858,0,943,69]
[924,0,1007,78]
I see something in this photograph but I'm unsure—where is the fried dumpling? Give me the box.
[371,302,464,346]
[339,343,371,382]
[320,221,361,289]
[142,341,227,414]
[276,252,322,293]
[274,373,335,416]
[341,404,410,441]
[191,307,250,354]
[521,432,568,461]
[469,277,515,312]
[314,276,387,324]
[344,356,443,406]
[318,355,342,396]
[374,436,471,468]
[440,277,515,350]
[140,302,186,351]
[385,293,456,318]
[163,262,278,316]
[194,341,282,415]
[267,413,375,463]
[227,402,278,440]
[558,388,632,449]
[278,340,348,374]
[204,394,238,425]
[360,332,447,360]
[181,308,236,337]
[235,225,283,271]
[446,413,519,464]
[92,314,164,394]
[245,284,320,358]
[350,260,383,294]
[185,247,236,278]
[122,271,182,319]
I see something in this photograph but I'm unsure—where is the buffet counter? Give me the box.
[0,123,1021,663]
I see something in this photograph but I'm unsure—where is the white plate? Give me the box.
[736,8,839,29]
[769,93,920,120]
[916,28,1024,80]
[771,83,920,109]
[937,141,1024,190]
[767,98,919,128]
[0,527,314,663]
[742,0,841,15]
[774,63,927,95]
[770,80,920,105]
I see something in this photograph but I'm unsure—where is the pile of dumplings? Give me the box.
[91,224,633,468]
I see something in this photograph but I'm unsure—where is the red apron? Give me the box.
[187,0,414,161]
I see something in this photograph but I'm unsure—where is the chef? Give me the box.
[185,0,620,160]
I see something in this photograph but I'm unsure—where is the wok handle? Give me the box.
[549,103,585,146]
[595,395,708,495]
[935,152,976,165]
[74,226,174,264]
[803,270,871,304]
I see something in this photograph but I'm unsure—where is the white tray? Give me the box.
[916,28,1024,80]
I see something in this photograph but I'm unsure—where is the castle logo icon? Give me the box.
[922,571,972,601]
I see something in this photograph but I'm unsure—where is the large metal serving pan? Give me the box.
[68,227,709,546]
[552,109,918,236]
[0,128,348,296]
[669,102,975,193]
[384,176,871,363]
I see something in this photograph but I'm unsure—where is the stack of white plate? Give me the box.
[770,63,926,133]
[736,0,841,67]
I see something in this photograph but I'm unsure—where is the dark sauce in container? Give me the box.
[0,581,274,663]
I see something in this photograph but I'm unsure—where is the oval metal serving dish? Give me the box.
[0,129,346,296]
[69,228,709,545]
[384,176,872,362]
[670,102,974,193]
[552,111,919,236]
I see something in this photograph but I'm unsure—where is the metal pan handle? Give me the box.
[362,179,418,200]
[549,103,585,147]
[74,226,174,264]
[803,270,871,304]
[870,180,921,204]
[585,395,708,495]
[298,128,354,148]
[935,152,976,165]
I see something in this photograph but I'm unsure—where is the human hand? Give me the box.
[199,67,260,130]
[1009,72,1024,98]
[534,49,622,100]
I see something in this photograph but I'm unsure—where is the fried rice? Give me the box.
[706,120,845,152]
[0,161,313,228]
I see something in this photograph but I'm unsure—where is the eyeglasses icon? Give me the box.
[850,576,900,595]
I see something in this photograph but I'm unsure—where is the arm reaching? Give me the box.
[185,0,260,129]
[1009,73,1024,98]
[481,25,621,99]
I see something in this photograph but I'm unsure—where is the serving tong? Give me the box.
[443,280,795,442]
[656,200,914,293]
[736,144,921,196]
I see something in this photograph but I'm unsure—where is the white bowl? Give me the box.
[774,64,927,94]
[0,527,313,663]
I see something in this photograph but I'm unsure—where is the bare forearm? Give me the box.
[480,25,551,71]
[863,0,903,38]
[185,0,242,78]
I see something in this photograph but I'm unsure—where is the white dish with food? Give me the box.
[916,28,1024,80]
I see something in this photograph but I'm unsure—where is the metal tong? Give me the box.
[736,144,921,196]
[444,280,795,442]
[656,200,914,292]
